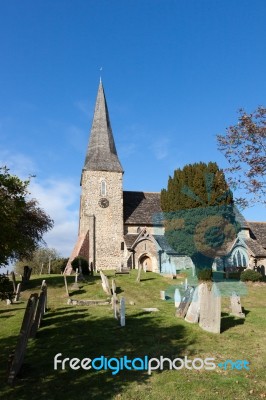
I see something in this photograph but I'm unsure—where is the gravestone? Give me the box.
[112,293,119,319]
[230,292,245,319]
[176,287,194,318]
[11,271,16,293]
[136,265,142,283]
[99,271,111,295]
[14,283,22,302]
[111,279,116,295]
[120,297,125,327]
[41,280,47,313]
[185,284,203,324]
[174,288,181,308]
[77,266,85,282]
[71,269,80,290]
[30,290,46,338]
[199,282,221,334]
[160,290,165,300]
[8,294,38,384]
[63,275,69,297]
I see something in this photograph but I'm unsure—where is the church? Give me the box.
[65,81,266,276]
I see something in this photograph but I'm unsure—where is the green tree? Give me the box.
[15,247,61,275]
[217,106,266,207]
[161,162,237,274]
[0,167,54,266]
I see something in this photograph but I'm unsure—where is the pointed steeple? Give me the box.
[84,81,123,173]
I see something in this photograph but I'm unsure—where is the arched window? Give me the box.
[100,181,106,197]
[232,248,248,268]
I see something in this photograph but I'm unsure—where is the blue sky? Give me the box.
[0,0,265,259]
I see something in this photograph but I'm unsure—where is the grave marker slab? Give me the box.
[8,294,38,385]
[230,292,245,319]
[174,288,181,308]
[11,271,16,293]
[199,282,221,334]
[185,284,203,324]
[120,297,125,327]
[176,287,194,318]
[14,283,21,302]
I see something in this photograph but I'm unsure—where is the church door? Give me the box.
[140,255,152,272]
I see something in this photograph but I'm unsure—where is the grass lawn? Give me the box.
[0,271,265,400]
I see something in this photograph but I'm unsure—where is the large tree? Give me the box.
[161,162,237,274]
[15,247,61,275]
[0,167,54,266]
[217,106,266,208]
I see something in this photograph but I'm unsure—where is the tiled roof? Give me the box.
[123,191,163,225]
[153,235,179,254]
[245,238,266,257]
[124,234,139,248]
[84,81,123,173]
[248,222,266,249]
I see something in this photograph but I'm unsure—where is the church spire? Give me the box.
[84,81,123,173]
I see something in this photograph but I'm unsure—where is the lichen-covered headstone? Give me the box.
[199,282,221,334]
[185,284,204,324]
[230,292,245,319]
[176,287,194,318]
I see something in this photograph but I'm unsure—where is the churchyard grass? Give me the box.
[0,272,265,400]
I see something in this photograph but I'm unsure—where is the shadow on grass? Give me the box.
[1,303,193,400]
[69,289,87,296]
[220,312,245,333]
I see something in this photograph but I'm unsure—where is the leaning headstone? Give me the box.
[120,297,125,327]
[174,288,181,308]
[8,294,38,385]
[14,283,22,302]
[63,275,69,297]
[104,275,111,295]
[11,272,16,293]
[185,284,203,324]
[112,293,119,319]
[111,279,116,295]
[136,265,142,283]
[176,287,194,318]
[30,290,46,338]
[99,271,111,295]
[230,292,245,319]
[6,299,12,305]
[199,282,221,334]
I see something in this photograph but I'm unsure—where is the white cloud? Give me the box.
[29,178,79,257]
[0,148,37,178]
[1,149,80,258]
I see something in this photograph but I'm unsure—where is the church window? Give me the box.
[100,180,106,197]
[232,248,248,268]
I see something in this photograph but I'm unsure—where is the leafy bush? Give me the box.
[197,268,212,281]
[51,258,68,274]
[71,256,89,275]
[240,269,263,282]
[0,274,14,301]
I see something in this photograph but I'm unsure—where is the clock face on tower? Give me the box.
[98,198,109,208]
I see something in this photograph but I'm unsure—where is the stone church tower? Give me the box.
[65,80,124,273]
